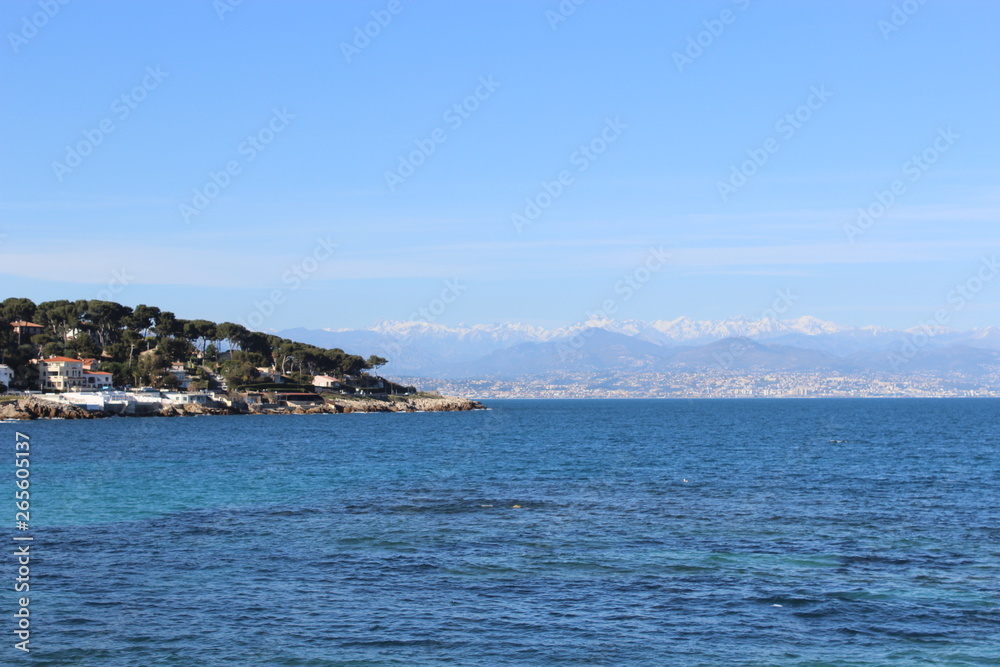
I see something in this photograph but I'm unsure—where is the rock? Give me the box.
[0,393,484,420]
[0,397,104,420]
[321,395,484,414]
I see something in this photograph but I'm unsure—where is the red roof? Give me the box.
[10,321,44,328]
[84,371,112,376]
[42,356,83,363]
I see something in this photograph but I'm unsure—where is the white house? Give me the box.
[0,364,13,390]
[83,370,114,390]
[312,374,341,388]
[168,362,191,390]
[162,392,216,406]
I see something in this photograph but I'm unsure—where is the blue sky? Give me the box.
[1,0,998,331]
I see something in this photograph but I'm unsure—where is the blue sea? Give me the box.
[6,399,1000,665]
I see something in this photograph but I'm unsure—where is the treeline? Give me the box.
[0,297,386,390]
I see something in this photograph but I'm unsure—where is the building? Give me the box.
[312,374,341,388]
[9,321,44,344]
[83,370,114,390]
[167,363,191,390]
[0,364,13,390]
[162,392,217,406]
[256,368,285,383]
[38,356,85,392]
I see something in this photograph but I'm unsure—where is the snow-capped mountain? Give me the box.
[279,317,1000,377]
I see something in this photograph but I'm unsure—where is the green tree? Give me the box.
[220,358,259,389]
[67,332,100,359]
[41,341,65,358]
[36,300,84,341]
[216,322,249,353]
[153,311,181,339]
[183,319,217,357]
[157,337,194,363]
[83,300,132,347]
[366,355,388,373]
[126,304,160,349]
[0,298,36,323]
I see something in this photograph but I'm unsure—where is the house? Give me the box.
[162,392,217,407]
[0,364,13,390]
[312,374,341,389]
[38,356,86,392]
[256,367,285,383]
[9,321,44,344]
[83,370,113,390]
[167,363,192,390]
[81,358,101,371]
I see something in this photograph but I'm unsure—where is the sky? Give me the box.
[1,0,998,332]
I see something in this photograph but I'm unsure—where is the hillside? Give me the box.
[0,297,385,392]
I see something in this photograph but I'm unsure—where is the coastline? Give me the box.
[0,395,486,420]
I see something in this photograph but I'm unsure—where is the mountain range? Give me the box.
[278,317,1000,380]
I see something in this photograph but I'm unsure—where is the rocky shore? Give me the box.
[0,395,485,420]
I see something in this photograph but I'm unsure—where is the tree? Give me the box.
[126,304,160,349]
[216,322,247,352]
[67,332,100,359]
[366,355,388,373]
[0,298,36,323]
[36,300,84,341]
[41,341,65,358]
[183,319,217,357]
[153,311,181,339]
[159,373,181,391]
[82,300,132,347]
[220,359,259,389]
[157,337,194,363]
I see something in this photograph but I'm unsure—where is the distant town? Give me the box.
[403,370,1000,399]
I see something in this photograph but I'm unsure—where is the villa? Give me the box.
[38,356,113,391]
[38,356,85,391]
[9,320,44,344]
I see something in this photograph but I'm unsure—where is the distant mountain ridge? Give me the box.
[278,317,1000,379]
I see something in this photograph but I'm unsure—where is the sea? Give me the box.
[4,398,999,666]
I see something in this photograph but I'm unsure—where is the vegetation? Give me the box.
[0,297,382,391]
